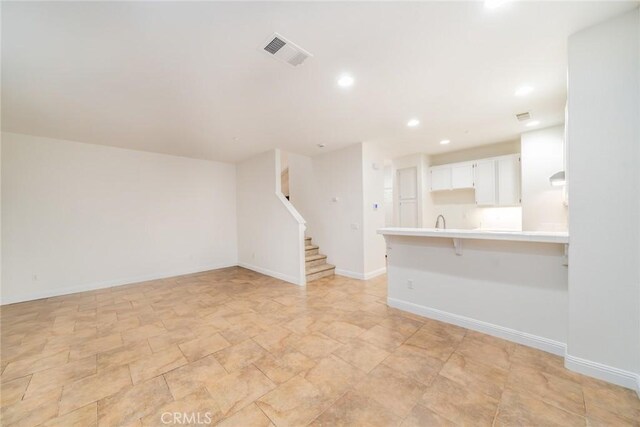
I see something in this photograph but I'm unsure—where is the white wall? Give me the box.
[567,8,640,389]
[383,163,394,227]
[362,143,387,276]
[280,151,289,198]
[236,149,306,286]
[521,125,568,231]
[287,153,316,238]
[288,143,386,279]
[1,132,238,304]
[289,144,365,278]
[386,235,568,352]
[429,140,520,166]
[0,134,3,298]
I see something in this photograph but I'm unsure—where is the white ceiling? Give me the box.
[2,1,637,162]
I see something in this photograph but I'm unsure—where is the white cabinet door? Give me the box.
[451,163,474,189]
[497,154,521,206]
[474,159,496,205]
[430,167,451,191]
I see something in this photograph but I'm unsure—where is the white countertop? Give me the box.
[377,227,569,244]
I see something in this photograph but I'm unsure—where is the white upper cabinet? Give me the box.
[429,162,473,191]
[430,166,451,191]
[451,162,474,189]
[496,154,521,206]
[474,159,497,205]
[429,154,521,206]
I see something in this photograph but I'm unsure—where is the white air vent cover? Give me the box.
[516,112,531,122]
[261,33,312,67]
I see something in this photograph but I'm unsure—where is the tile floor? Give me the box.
[1,267,639,426]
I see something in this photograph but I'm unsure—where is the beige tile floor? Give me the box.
[1,267,639,426]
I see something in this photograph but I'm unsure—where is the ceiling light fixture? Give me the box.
[515,85,534,97]
[407,119,420,127]
[317,143,326,148]
[440,139,451,145]
[484,0,510,9]
[337,74,354,88]
[525,120,540,127]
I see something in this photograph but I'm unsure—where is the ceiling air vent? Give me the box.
[261,33,312,67]
[516,112,531,122]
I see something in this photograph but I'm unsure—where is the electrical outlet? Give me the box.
[407,280,413,289]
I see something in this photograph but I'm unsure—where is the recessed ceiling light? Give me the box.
[440,139,451,145]
[484,0,510,9]
[337,74,354,88]
[317,143,326,148]
[525,120,540,127]
[407,119,420,127]
[515,85,534,97]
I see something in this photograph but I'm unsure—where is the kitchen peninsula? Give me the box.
[378,227,569,355]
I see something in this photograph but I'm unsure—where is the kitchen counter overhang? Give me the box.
[378,227,569,244]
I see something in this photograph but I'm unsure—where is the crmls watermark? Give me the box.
[161,412,213,425]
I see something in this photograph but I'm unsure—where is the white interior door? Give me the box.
[397,167,418,227]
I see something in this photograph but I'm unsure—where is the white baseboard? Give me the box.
[387,297,566,356]
[335,269,364,280]
[1,262,238,305]
[565,353,640,394]
[364,267,387,280]
[388,297,640,396]
[3,260,306,305]
[238,262,304,286]
[335,267,386,281]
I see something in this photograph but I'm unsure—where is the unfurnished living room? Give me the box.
[1,1,639,426]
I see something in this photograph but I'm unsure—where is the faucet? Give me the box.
[435,215,446,229]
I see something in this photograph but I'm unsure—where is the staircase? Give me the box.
[305,236,335,282]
